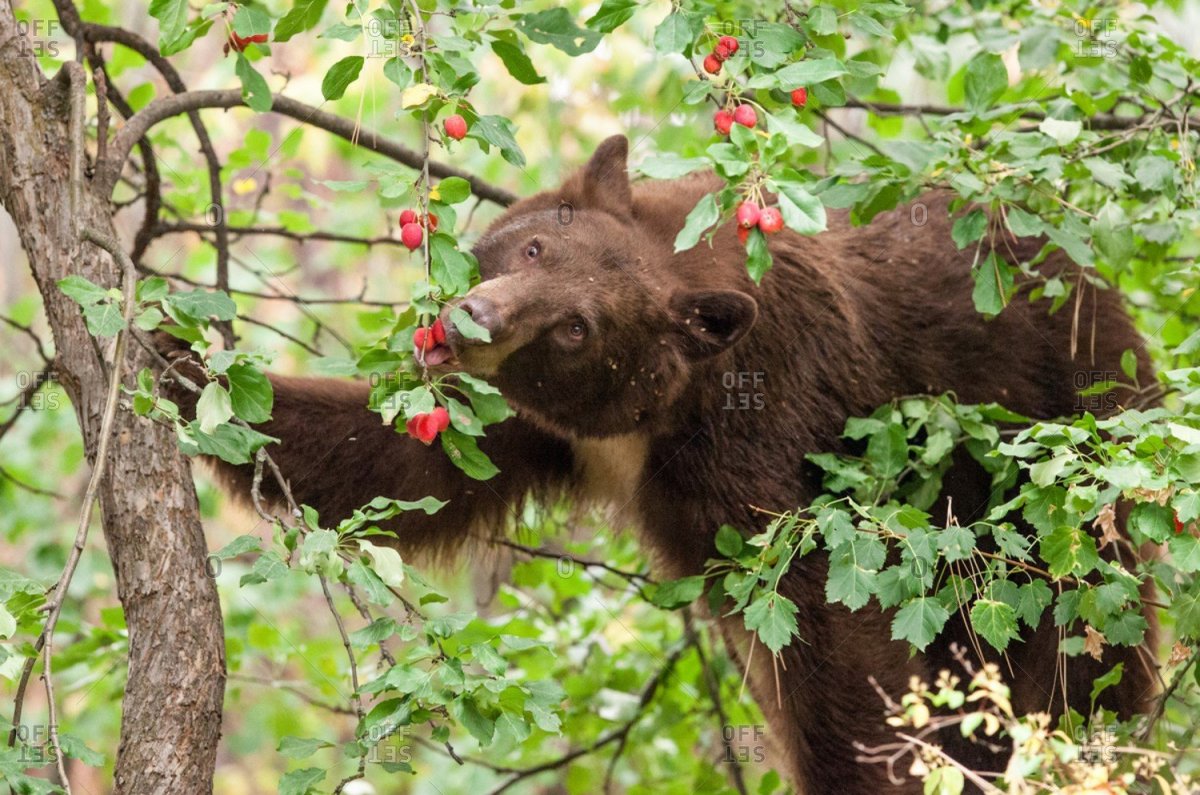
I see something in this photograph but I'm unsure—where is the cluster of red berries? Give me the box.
[702,35,739,75]
[443,114,468,141]
[714,104,757,134]
[406,406,450,445]
[735,200,783,244]
[712,86,808,135]
[226,31,268,53]
[412,318,446,360]
[399,209,438,250]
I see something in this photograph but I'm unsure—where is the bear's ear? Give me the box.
[565,135,632,219]
[668,289,758,359]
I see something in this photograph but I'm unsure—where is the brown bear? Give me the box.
[161,135,1156,793]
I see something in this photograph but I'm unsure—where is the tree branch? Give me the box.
[98,89,518,206]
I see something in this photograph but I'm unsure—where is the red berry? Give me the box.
[703,54,721,74]
[713,110,734,135]
[401,222,423,250]
[444,114,468,141]
[714,44,731,62]
[430,406,450,432]
[718,35,738,55]
[737,226,750,246]
[1176,515,1186,534]
[413,326,430,354]
[405,412,440,445]
[732,104,757,128]
[791,87,808,108]
[736,201,761,228]
[758,207,783,234]
[430,318,446,345]
[422,213,439,232]
[399,209,418,226]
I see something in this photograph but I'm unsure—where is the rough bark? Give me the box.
[0,4,225,793]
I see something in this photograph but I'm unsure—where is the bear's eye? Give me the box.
[525,240,541,259]
[567,319,588,340]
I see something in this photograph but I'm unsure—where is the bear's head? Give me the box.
[437,135,758,439]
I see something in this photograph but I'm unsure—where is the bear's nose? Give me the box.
[456,296,504,343]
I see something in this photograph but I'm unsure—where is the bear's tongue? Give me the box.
[420,343,453,367]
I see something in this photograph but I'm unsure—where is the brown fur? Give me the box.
[161,135,1157,793]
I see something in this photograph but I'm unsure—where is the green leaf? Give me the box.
[774,58,848,86]
[743,594,800,653]
[277,736,333,760]
[322,55,364,101]
[448,306,492,343]
[451,696,495,745]
[232,5,271,37]
[83,303,126,337]
[279,767,325,795]
[1040,525,1100,578]
[892,596,950,651]
[469,115,526,167]
[963,51,1007,112]
[637,153,709,179]
[826,547,875,610]
[456,374,512,426]
[58,275,108,305]
[226,364,273,423]
[1168,533,1200,573]
[1089,663,1123,706]
[1091,201,1133,269]
[0,604,15,639]
[440,428,499,480]
[1120,348,1138,381]
[744,227,772,284]
[164,289,237,323]
[358,539,405,587]
[181,421,277,466]
[773,181,827,235]
[972,251,1013,316]
[924,766,965,795]
[275,0,328,42]
[518,8,601,55]
[1038,117,1082,146]
[950,210,987,249]
[585,0,637,33]
[196,382,233,434]
[653,10,702,54]
[149,0,190,51]
[211,534,261,560]
[651,575,705,609]
[673,193,719,253]
[430,234,474,296]
[491,38,545,85]
[970,598,1018,652]
[435,177,472,205]
[234,53,273,112]
[715,525,744,557]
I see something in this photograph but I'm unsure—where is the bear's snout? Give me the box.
[455,295,504,344]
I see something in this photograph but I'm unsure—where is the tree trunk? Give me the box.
[0,4,225,793]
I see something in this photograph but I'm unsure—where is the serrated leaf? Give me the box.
[970,598,1018,652]
[744,594,799,653]
[892,596,949,650]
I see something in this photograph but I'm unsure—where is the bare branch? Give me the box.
[98,89,518,206]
